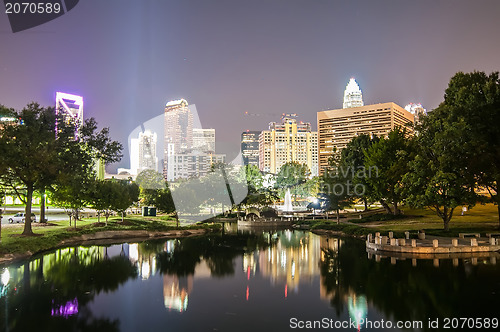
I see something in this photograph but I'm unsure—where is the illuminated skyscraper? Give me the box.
[164,99,193,155]
[343,78,364,109]
[55,92,83,138]
[259,114,318,176]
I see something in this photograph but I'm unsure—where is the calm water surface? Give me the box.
[1,228,499,332]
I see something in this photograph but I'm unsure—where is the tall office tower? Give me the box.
[192,128,216,153]
[318,102,414,174]
[405,103,427,123]
[259,114,318,176]
[55,92,84,138]
[138,130,158,172]
[241,131,260,167]
[343,78,364,109]
[164,99,193,178]
[164,99,193,155]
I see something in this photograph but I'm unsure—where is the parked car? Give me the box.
[8,213,36,223]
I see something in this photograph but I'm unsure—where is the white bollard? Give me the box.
[452,239,458,247]
[471,238,478,247]
[433,239,439,248]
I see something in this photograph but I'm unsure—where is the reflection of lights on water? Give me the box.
[51,298,79,317]
[129,244,139,262]
[164,295,188,312]
[348,294,368,330]
[285,284,288,298]
[141,261,150,279]
[291,261,295,279]
[281,251,286,268]
[1,268,10,286]
[246,286,249,301]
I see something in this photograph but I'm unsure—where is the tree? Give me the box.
[364,128,414,215]
[275,162,309,201]
[0,103,123,235]
[436,71,500,226]
[321,153,355,223]
[135,169,166,190]
[0,103,63,235]
[340,134,379,211]
[112,181,140,222]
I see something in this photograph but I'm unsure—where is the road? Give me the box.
[1,207,70,224]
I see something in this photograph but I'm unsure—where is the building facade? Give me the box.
[164,99,193,157]
[317,102,414,173]
[241,131,260,167]
[192,128,215,153]
[165,151,226,180]
[259,115,318,176]
[138,130,158,172]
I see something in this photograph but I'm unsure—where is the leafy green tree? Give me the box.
[141,187,176,214]
[239,164,263,193]
[436,71,500,226]
[321,154,355,223]
[0,103,122,235]
[275,162,309,201]
[113,181,140,222]
[340,134,379,210]
[364,128,414,215]
[135,169,165,190]
[0,103,65,235]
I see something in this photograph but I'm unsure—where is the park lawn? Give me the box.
[352,203,499,236]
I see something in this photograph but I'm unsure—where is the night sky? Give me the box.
[1,0,499,170]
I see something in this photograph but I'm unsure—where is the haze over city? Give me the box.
[1,0,500,170]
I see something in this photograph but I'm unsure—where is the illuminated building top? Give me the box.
[166,99,188,108]
[343,78,364,109]
[55,92,84,138]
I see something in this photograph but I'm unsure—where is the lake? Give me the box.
[1,228,499,331]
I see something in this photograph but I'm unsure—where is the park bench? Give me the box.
[459,233,481,239]
[486,233,500,238]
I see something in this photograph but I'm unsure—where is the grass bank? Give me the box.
[0,215,221,258]
[307,204,500,238]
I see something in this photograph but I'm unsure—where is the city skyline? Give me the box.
[1,0,499,172]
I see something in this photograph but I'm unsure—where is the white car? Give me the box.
[8,213,36,223]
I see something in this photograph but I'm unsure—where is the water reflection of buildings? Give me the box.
[318,237,369,329]
[243,230,321,296]
[163,274,192,312]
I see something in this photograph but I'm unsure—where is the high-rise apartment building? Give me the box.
[241,131,260,167]
[192,128,215,152]
[318,102,414,173]
[259,115,318,176]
